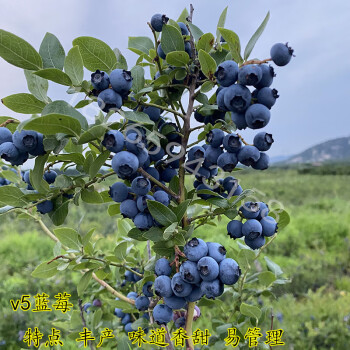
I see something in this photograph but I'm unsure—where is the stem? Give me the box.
[79,299,94,350]
[0,119,16,128]
[240,58,272,67]
[189,125,204,132]
[140,102,184,119]
[164,325,175,350]
[237,133,252,146]
[185,301,195,350]
[147,22,163,74]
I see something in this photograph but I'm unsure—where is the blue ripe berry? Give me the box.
[159,167,177,183]
[114,307,125,318]
[110,69,133,95]
[124,270,134,282]
[185,286,204,302]
[219,258,241,285]
[120,199,138,219]
[227,220,243,239]
[133,212,153,230]
[260,216,278,237]
[207,242,226,263]
[195,166,211,180]
[200,279,224,299]
[13,130,38,153]
[11,150,29,166]
[178,22,189,35]
[109,182,129,203]
[175,316,186,329]
[254,65,275,89]
[29,133,45,156]
[136,194,154,212]
[217,152,238,172]
[0,142,21,165]
[0,127,13,145]
[217,87,228,111]
[238,145,261,166]
[127,292,138,300]
[155,258,172,276]
[270,43,294,66]
[184,238,208,262]
[222,176,238,192]
[125,132,146,155]
[242,219,263,240]
[196,183,213,200]
[91,70,110,91]
[180,261,201,284]
[224,84,252,113]
[143,166,160,181]
[0,178,10,186]
[142,281,154,297]
[157,44,166,59]
[204,146,223,165]
[143,106,161,122]
[257,202,269,219]
[83,303,92,313]
[133,269,142,282]
[188,146,205,161]
[245,104,271,129]
[135,296,150,311]
[121,314,131,325]
[43,170,57,184]
[206,129,224,148]
[214,60,239,87]
[253,132,274,151]
[223,133,242,153]
[257,88,279,109]
[231,111,247,130]
[149,145,165,162]
[252,152,270,170]
[124,323,134,333]
[154,275,173,297]
[23,170,31,185]
[102,130,125,153]
[197,256,220,282]
[194,110,206,123]
[245,235,266,250]
[37,200,54,214]
[238,65,262,86]
[153,190,170,206]
[184,41,192,58]
[151,13,169,32]
[111,151,139,178]
[240,201,261,219]
[153,304,173,325]
[164,295,187,310]
[171,272,192,297]
[137,148,149,168]
[97,89,122,112]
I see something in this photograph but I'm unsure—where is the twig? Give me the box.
[140,101,185,119]
[240,58,272,67]
[0,119,16,128]
[164,325,175,350]
[237,133,252,146]
[79,299,94,350]
[147,22,163,74]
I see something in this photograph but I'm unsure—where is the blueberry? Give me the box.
[159,122,181,143]
[135,296,150,311]
[245,235,266,250]
[124,270,134,282]
[240,201,261,219]
[112,151,139,178]
[254,65,275,89]
[43,170,57,184]
[242,219,263,240]
[133,269,143,282]
[206,129,224,148]
[222,176,238,192]
[219,258,241,285]
[153,190,170,206]
[185,286,204,302]
[154,275,173,297]
[136,194,154,212]
[207,242,226,263]
[184,238,208,262]
[120,199,138,219]
[196,183,213,200]
[224,84,252,113]
[143,106,161,122]
[188,146,205,162]
[174,316,186,329]
[157,44,166,59]
[137,148,149,168]
[114,307,125,318]
[238,65,262,86]
[37,200,54,214]
[125,132,146,155]
[253,132,274,151]
[227,220,243,239]
[164,295,187,310]
[133,212,153,230]
[252,152,270,170]
[143,166,160,181]
[204,146,223,165]
[109,182,129,203]
[124,323,134,333]
[257,202,269,219]
[184,41,192,58]
[237,145,261,166]
[13,130,39,153]
[180,261,201,284]
[231,111,248,130]
[195,166,211,180]
[214,61,239,87]
[23,170,31,185]
[178,22,189,35]
[83,303,92,313]
[200,279,224,299]
[92,299,102,307]
[97,89,122,112]
[149,145,165,162]
[102,130,125,153]
[194,110,206,123]
[155,258,172,276]
[110,69,133,95]
[171,272,192,297]
[197,256,219,281]
[217,152,238,172]
[260,216,278,237]
[28,132,45,156]
[121,313,131,325]
[91,70,110,91]
[245,104,271,129]
[257,88,279,109]
[142,281,154,297]
[151,14,169,32]
[159,167,177,183]
[127,292,138,300]
[153,304,173,324]
[223,133,242,153]
[270,43,294,66]
[0,127,12,145]
[131,176,151,196]
[0,178,10,186]
[217,88,228,111]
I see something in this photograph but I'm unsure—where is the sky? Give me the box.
[0,0,349,157]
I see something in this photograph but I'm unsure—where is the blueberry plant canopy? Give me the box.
[0,5,293,349]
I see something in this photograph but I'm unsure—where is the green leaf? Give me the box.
[34,68,72,86]
[130,65,145,93]
[39,33,65,70]
[81,187,103,204]
[142,227,164,242]
[24,70,49,103]
[48,153,85,166]
[166,51,189,67]
[48,198,69,226]
[128,37,154,55]
[216,7,228,43]
[269,209,290,232]
[163,222,178,240]
[107,204,120,216]
[147,200,178,227]
[64,46,84,85]
[32,261,59,278]
[200,81,214,93]
[0,116,19,132]
[30,154,50,194]
[161,25,185,54]
[198,49,217,78]
[244,11,270,60]
[73,36,117,73]
[113,48,128,70]
[20,113,81,136]
[77,270,92,296]
[89,150,110,178]
[54,227,81,251]
[78,124,108,144]
[177,8,189,23]
[264,256,283,277]
[0,29,43,70]
[120,110,154,125]
[240,303,262,320]
[1,93,46,114]
[1,169,20,183]
[218,28,242,64]
[173,199,191,222]
[114,241,128,260]
[128,227,147,241]
[54,174,73,188]
[187,23,204,42]
[238,249,256,270]
[0,186,28,207]
[258,271,276,287]
[197,33,215,52]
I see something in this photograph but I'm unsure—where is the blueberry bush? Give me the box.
[0,5,293,349]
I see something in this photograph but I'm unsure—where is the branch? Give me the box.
[0,118,16,128]
[140,101,185,119]
[185,301,195,350]
[240,58,272,67]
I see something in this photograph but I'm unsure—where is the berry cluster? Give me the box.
[227,201,278,249]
